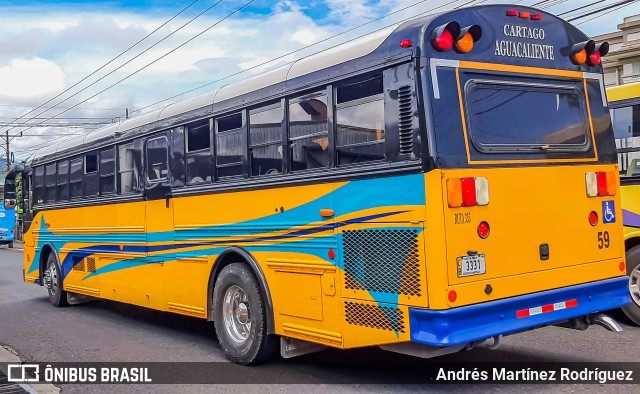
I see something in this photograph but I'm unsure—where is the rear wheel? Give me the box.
[622,245,640,325]
[8,242,13,249]
[44,253,68,307]
[213,263,276,364]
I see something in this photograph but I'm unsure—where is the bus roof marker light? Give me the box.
[432,21,460,52]
[519,11,531,19]
[506,9,518,16]
[400,39,413,48]
[455,25,482,54]
[531,14,543,20]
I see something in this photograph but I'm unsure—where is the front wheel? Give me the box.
[622,245,640,325]
[213,263,276,364]
[8,242,13,249]
[44,253,68,307]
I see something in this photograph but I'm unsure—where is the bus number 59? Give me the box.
[598,231,610,249]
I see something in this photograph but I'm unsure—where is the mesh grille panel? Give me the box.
[342,229,421,296]
[72,256,85,271]
[86,257,96,273]
[345,301,405,333]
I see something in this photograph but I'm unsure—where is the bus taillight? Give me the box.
[570,40,595,65]
[588,42,609,66]
[455,25,482,54]
[586,171,616,197]
[447,176,489,207]
[432,22,460,52]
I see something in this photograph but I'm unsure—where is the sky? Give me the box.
[0,0,639,164]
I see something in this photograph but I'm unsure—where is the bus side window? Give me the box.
[57,160,69,201]
[118,143,138,193]
[33,166,44,204]
[146,136,169,182]
[336,74,385,166]
[100,147,116,195]
[84,152,99,197]
[69,157,83,199]
[249,103,283,177]
[45,163,57,203]
[289,90,329,171]
[185,120,212,184]
[216,112,246,179]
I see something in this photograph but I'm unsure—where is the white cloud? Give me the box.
[0,58,65,100]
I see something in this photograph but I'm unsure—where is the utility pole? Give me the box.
[4,130,9,172]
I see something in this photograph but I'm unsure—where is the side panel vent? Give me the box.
[345,302,405,333]
[398,85,413,154]
[86,257,96,273]
[72,256,85,271]
[342,229,421,296]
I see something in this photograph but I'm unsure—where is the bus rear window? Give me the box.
[465,81,590,152]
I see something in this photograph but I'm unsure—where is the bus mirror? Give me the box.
[4,199,16,209]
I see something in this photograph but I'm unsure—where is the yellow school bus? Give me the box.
[607,81,640,325]
[5,5,630,364]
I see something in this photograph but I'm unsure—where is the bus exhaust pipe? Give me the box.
[588,313,623,332]
[556,313,623,332]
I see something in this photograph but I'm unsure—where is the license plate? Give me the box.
[457,254,486,277]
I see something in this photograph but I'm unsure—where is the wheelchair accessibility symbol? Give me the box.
[602,201,616,224]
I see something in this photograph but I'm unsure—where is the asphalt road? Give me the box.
[0,247,638,393]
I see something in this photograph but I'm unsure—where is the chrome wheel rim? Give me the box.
[47,262,59,296]
[630,263,640,307]
[222,285,251,344]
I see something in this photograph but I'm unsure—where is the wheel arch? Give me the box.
[626,236,640,252]
[207,247,275,334]
[39,243,59,284]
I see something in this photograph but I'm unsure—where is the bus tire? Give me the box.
[8,242,13,249]
[45,252,68,307]
[213,263,276,364]
[623,245,640,326]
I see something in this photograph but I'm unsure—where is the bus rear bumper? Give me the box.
[409,276,630,346]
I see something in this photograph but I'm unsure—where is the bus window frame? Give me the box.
[145,135,170,184]
[463,79,592,154]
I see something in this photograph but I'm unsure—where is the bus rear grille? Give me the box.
[398,85,413,154]
[342,229,421,296]
[344,301,405,333]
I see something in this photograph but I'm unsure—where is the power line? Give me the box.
[557,0,608,16]
[568,0,637,21]
[575,0,639,24]
[3,0,222,140]
[0,0,202,135]
[10,0,258,153]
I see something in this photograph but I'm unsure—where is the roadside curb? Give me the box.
[0,345,60,394]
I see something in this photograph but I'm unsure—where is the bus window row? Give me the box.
[32,72,392,204]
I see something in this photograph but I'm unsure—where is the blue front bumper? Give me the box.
[410,276,630,346]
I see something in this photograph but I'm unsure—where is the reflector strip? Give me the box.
[516,299,578,318]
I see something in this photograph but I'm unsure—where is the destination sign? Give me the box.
[494,24,554,60]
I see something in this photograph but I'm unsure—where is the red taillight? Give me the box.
[448,290,457,302]
[589,211,598,226]
[477,221,490,239]
[461,177,477,206]
[588,51,601,66]
[620,261,626,272]
[596,172,609,196]
[400,39,412,48]
[433,29,453,51]
[506,9,518,16]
